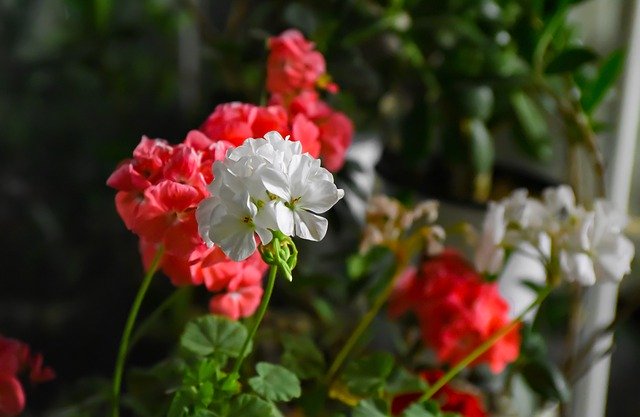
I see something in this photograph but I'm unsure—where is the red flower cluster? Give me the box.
[390,249,520,374]
[107,130,267,320]
[199,29,352,173]
[391,370,486,417]
[0,336,54,417]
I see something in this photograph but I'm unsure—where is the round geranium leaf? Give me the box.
[180,315,249,358]
[248,362,301,402]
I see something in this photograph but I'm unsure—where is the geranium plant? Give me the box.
[4,24,634,417]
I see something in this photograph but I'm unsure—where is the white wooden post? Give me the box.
[569,1,640,416]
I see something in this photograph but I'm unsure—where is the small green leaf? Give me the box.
[458,86,494,121]
[463,118,494,175]
[352,399,387,417]
[249,362,301,402]
[281,334,325,380]
[510,91,552,160]
[520,357,570,402]
[343,352,394,396]
[545,47,598,74]
[347,246,393,280]
[228,394,274,417]
[401,402,440,417]
[581,49,624,114]
[386,368,428,395]
[180,315,248,358]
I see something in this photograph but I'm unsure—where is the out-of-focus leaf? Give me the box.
[283,3,318,36]
[281,334,326,380]
[352,399,387,417]
[458,85,494,121]
[228,394,275,417]
[581,49,624,114]
[401,401,441,417]
[464,118,494,175]
[520,357,570,402]
[343,352,394,396]
[545,47,597,73]
[510,91,552,160]
[386,368,428,395]
[347,246,394,280]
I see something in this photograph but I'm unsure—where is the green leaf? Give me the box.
[520,357,570,402]
[581,49,624,114]
[281,334,326,380]
[545,47,598,73]
[228,394,274,417]
[249,362,301,402]
[180,315,248,358]
[343,352,394,396]
[386,368,428,395]
[510,91,552,160]
[463,118,494,174]
[401,402,441,417]
[352,400,387,417]
[347,246,394,280]
[458,86,494,121]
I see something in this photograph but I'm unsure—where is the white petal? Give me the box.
[195,196,219,246]
[275,203,295,236]
[255,227,273,245]
[259,166,291,200]
[299,180,344,213]
[560,251,596,285]
[219,229,257,261]
[594,235,634,282]
[294,210,328,241]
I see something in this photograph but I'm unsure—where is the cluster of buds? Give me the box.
[360,195,443,256]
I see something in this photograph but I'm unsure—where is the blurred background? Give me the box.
[1,0,640,415]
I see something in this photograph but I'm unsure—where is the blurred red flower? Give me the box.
[390,249,520,373]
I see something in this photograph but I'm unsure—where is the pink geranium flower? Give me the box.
[199,102,289,147]
[267,29,327,96]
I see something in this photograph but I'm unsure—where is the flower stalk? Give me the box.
[111,245,164,417]
[230,234,297,376]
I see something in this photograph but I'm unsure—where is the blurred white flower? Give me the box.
[475,185,634,286]
[196,131,344,261]
[475,201,507,275]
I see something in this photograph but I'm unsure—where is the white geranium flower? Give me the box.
[261,153,344,241]
[476,185,635,286]
[196,131,344,261]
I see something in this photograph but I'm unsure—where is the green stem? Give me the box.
[111,245,164,417]
[325,260,404,383]
[418,284,553,403]
[231,264,278,376]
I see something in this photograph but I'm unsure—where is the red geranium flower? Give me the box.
[390,249,520,373]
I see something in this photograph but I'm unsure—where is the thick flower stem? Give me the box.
[418,284,553,403]
[111,245,164,417]
[325,259,406,383]
[231,264,278,376]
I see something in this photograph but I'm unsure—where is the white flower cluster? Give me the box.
[475,185,635,286]
[196,131,344,261]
